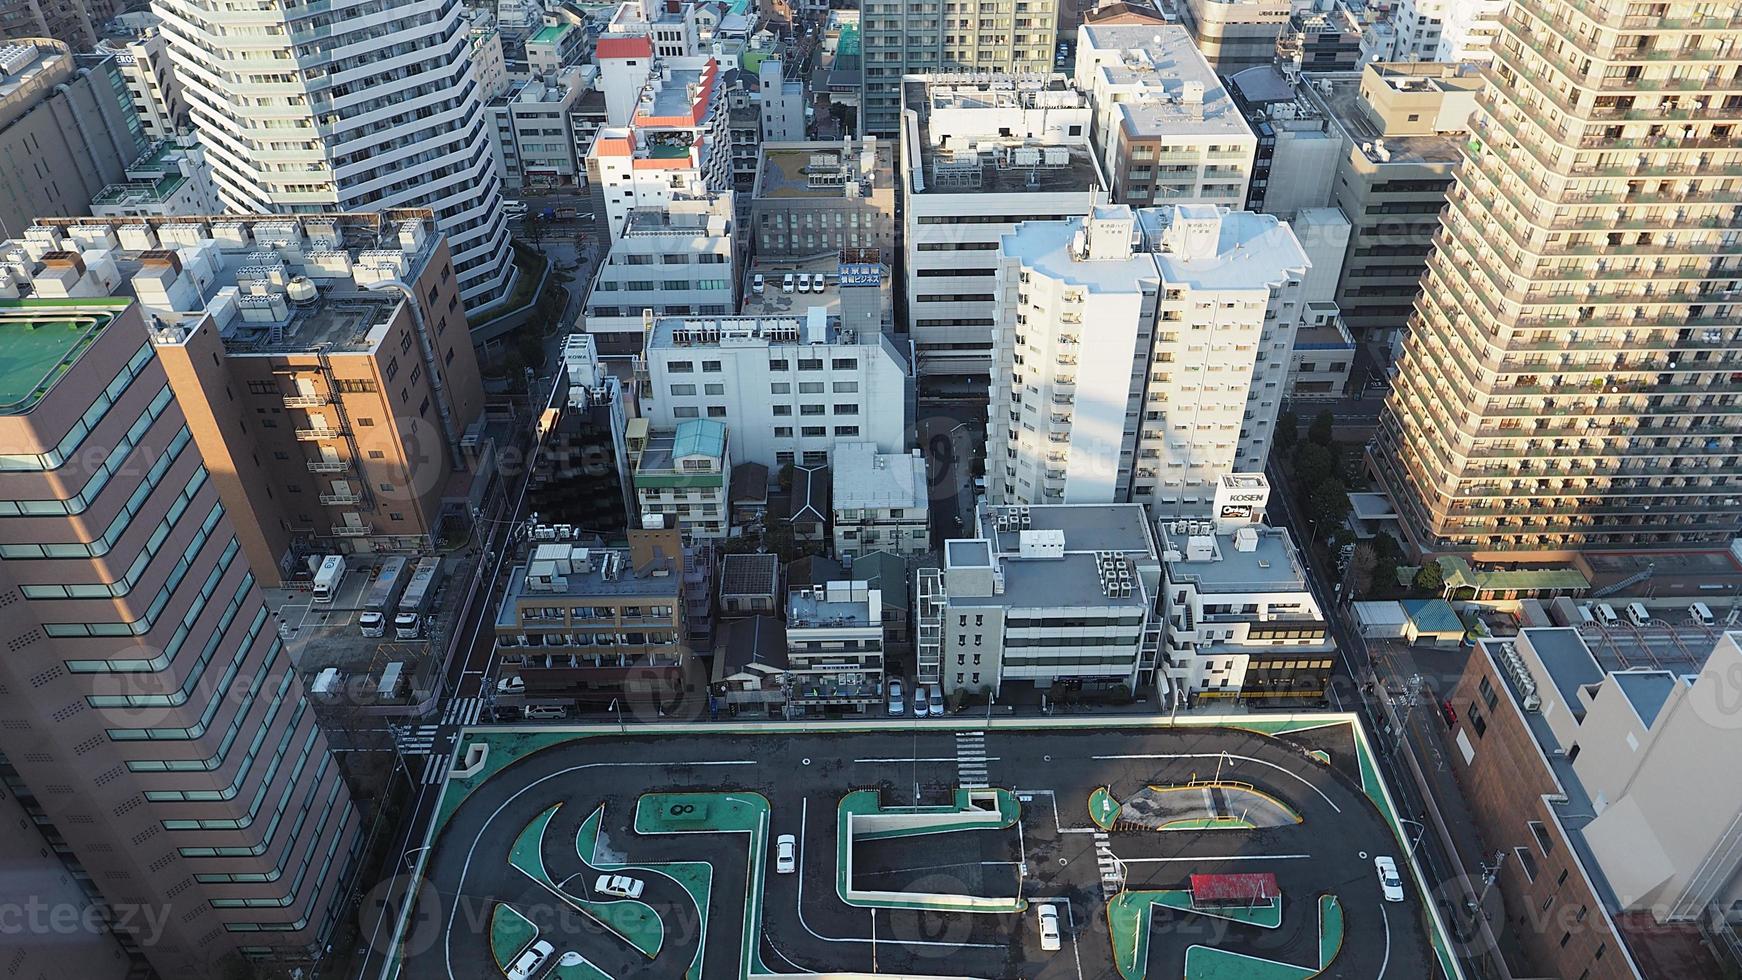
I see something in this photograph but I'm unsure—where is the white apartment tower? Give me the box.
[152,0,516,309]
[1375,0,1742,553]
[991,204,1309,517]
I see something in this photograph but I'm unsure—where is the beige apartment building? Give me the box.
[1375,0,1742,555]
[0,296,361,975]
[3,211,487,584]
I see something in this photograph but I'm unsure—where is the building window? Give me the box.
[1479,675,1498,710]
[1515,847,1538,882]
[1528,821,1554,855]
[1469,704,1486,737]
[669,360,694,373]
[670,384,697,396]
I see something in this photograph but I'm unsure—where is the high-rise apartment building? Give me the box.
[1374,0,1742,554]
[859,0,1060,135]
[899,75,1106,387]
[0,40,149,236]
[1075,25,1257,209]
[989,204,1308,516]
[1179,0,1290,76]
[152,0,516,310]
[0,296,361,975]
[0,0,114,49]
[0,211,487,578]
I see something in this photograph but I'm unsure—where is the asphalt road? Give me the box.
[396,723,1442,980]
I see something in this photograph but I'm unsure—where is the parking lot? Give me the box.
[392,717,1460,980]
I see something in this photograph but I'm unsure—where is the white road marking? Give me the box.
[1118,853,1312,863]
[1378,903,1392,977]
[1013,788,1099,834]
[1091,753,1343,813]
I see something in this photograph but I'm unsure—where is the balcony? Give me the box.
[283,394,328,408]
[331,524,372,537]
[306,459,349,474]
[296,426,345,441]
[319,492,362,506]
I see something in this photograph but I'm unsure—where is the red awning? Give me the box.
[1189,872,1281,903]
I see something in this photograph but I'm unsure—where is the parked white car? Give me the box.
[775,834,797,874]
[1036,903,1061,951]
[507,940,554,980]
[595,874,645,899]
[1374,856,1405,902]
[887,679,905,717]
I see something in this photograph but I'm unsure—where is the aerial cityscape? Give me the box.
[0,0,1737,977]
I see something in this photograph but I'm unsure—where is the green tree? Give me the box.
[1348,542,1378,598]
[1413,559,1445,593]
[1308,409,1336,447]
[1293,442,1336,488]
[1305,478,1352,535]
[1274,410,1299,453]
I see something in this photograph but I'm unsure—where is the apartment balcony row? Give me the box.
[1476,106,1742,178]
[331,523,372,537]
[319,492,362,506]
[296,426,346,441]
[307,458,350,473]
[283,393,328,408]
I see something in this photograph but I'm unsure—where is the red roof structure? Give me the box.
[596,35,654,59]
[1189,872,1280,905]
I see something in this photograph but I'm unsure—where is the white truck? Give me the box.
[394,556,443,639]
[311,555,346,604]
[359,556,409,637]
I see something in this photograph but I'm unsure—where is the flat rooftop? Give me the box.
[755,143,885,200]
[902,78,1103,196]
[1303,72,1465,166]
[999,214,1160,295]
[979,501,1156,558]
[649,311,891,352]
[7,212,440,356]
[1078,25,1250,140]
[1521,627,1607,718]
[1160,523,1310,593]
[1611,669,1678,728]
[0,299,128,415]
[787,589,878,627]
[832,443,925,510]
[1137,206,1309,292]
[496,555,682,627]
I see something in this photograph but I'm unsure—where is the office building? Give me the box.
[1180,0,1290,76]
[1075,25,1257,208]
[489,69,590,192]
[1301,63,1478,341]
[1157,477,1333,705]
[0,211,487,579]
[1374,0,1742,555]
[1286,301,1356,398]
[0,295,361,974]
[96,23,187,142]
[900,75,1106,387]
[526,19,590,75]
[154,0,516,310]
[1446,628,1742,979]
[785,581,886,716]
[530,334,632,534]
[606,0,704,58]
[859,0,1060,135]
[0,0,112,48]
[757,56,806,141]
[916,501,1163,697]
[494,525,690,704]
[831,443,929,560]
[628,417,732,540]
[640,312,911,469]
[751,137,896,258]
[90,137,221,218]
[989,204,1308,517]
[470,22,512,101]
[582,194,736,354]
[588,54,731,237]
[0,40,148,237]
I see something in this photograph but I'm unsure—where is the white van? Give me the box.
[1690,601,1716,627]
[782,273,795,293]
[1626,602,1651,627]
[1576,603,1597,628]
[503,199,527,217]
[525,703,569,720]
[1596,602,1621,626]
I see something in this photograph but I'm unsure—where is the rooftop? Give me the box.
[1160,522,1311,593]
[1077,25,1250,140]
[529,22,574,44]
[1517,627,1606,719]
[755,140,888,200]
[497,549,682,626]
[0,299,130,415]
[1136,205,1309,292]
[999,210,1160,295]
[649,310,887,350]
[1300,70,1467,166]
[787,582,881,628]
[719,552,779,597]
[979,501,1157,557]
[1611,669,1678,728]
[716,615,788,675]
[902,76,1103,196]
[943,503,1160,610]
[0,41,72,127]
[3,211,442,356]
[831,443,926,511]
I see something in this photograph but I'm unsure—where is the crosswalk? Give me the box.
[1093,831,1123,898]
[955,731,989,789]
[440,697,484,727]
[394,724,453,785]
[418,754,449,785]
[395,725,440,755]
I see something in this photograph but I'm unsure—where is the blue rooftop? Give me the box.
[1401,598,1463,635]
[673,418,727,459]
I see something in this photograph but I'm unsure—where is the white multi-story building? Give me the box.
[489,69,589,192]
[96,23,186,141]
[470,22,512,101]
[629,417,731,540]
[916,502,1163,697]
[900,75,1107,388]
[1074,25,1257,209]
[582,195,736,354]
[832,443,929,560]
[589,55,731,238]
[154,0,516,310]
[1158,477,1334,706]
[989,204,1309,518]
[606,0,702,58]
[641,312,912,470]
[756,57,805,142]
[1393,0,1507,63]
[786,581,886,716]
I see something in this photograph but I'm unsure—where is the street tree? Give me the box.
[1308,409,1336,447]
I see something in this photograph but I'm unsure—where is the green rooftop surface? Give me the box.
[0,305,120,414]
[530,23,572,44]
